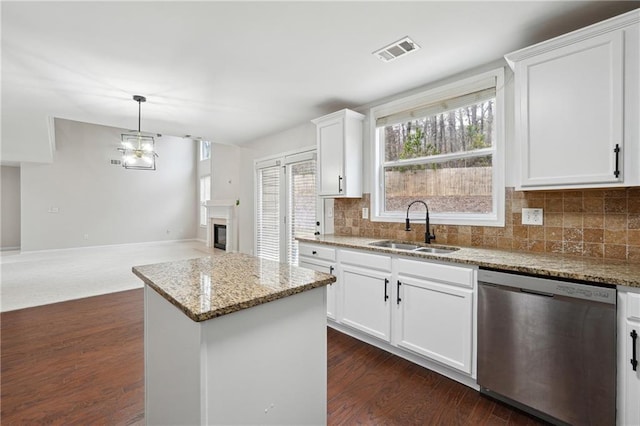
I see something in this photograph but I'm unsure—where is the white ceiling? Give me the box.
[2,1,638,164]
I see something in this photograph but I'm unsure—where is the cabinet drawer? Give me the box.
[298,244,336,261]
[626,291,640,321]
[397,258,474,288]
[340,249,391,272]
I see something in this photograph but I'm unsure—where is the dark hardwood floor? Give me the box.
[1,289,544,425]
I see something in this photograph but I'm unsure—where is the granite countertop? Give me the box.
[133,252,336,322]
[297,235,640,289]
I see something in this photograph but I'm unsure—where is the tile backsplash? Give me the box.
[333,188,640,261]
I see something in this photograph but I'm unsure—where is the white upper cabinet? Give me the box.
[506,10,639,190]
[312,109,365,197]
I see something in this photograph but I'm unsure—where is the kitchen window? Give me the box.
[371,68,505,226]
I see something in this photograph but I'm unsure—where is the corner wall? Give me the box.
[20,118,198,251]
[1,166,21,249]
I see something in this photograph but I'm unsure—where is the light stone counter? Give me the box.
[298,235,640,288]
[133,252,335,322]
[134,252,335,425]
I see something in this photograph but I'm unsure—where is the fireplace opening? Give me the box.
[214,224,227,250]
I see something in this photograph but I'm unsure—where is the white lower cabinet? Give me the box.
[340,264,391,342]
[298,243,337,320]
[339,249,392,342]
[618,290,640,426]
[395,274,474,375]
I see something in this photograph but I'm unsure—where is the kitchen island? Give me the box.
[133,253,335,426]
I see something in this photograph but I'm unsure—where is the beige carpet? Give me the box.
[0,240,220,312]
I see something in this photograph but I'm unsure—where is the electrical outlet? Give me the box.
[362,207,369,219]
[522,208,543,225]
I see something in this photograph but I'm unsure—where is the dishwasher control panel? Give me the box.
[478,269,616,305]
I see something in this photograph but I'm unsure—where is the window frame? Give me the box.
[199,140,211,161]
[370,68,505,227]
[199,174,211,227]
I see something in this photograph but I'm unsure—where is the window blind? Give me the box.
[256,165,280,262]
[376,83,496,128]
[287,159,317,265]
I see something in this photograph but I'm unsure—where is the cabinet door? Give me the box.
[396,276,473,374]
[299,259,337,320]
[340,265,391,342]
[516,30,624,188]
[621,319,640,426]
[317,118,344,196]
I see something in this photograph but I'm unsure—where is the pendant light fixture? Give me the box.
[118,95,158,170]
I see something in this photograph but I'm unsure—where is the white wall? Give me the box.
[196,142,242,241]
[20,118,198,251]
[1,166,21,249]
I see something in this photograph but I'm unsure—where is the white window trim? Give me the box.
[370,67,505,227]
[253,145,319,262]
[199,174,211,228]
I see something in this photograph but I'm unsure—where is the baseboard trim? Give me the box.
[19,239,202,255]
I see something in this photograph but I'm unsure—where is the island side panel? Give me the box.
[145,285,202,425]
[201,286,327,425]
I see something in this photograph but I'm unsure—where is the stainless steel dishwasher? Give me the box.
[478,268,616,426]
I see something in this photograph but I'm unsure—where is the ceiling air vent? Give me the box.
[373,36,420,62]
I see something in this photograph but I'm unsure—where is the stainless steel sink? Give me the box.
[368,240,458,254]
[413,246,458,254]
[368,240,420,250]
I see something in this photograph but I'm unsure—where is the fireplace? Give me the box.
[214,224,227,250]
[204,200,237,252]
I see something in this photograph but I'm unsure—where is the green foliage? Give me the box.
[398,128,440,172]
[467,125,488,150]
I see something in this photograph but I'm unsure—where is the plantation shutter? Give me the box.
[256,160,281,262]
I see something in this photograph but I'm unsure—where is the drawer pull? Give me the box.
[312,250,317,255]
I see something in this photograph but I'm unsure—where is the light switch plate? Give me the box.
[522,208,543,225]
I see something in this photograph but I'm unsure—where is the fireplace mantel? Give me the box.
[204,200,237,252]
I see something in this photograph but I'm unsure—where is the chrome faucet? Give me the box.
[405,200,436,244]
